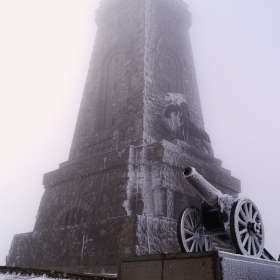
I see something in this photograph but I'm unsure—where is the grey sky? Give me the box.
[0,0,279,264]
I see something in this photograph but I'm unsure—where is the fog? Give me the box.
[0,0,279,265]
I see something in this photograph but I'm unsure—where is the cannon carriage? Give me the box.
[177,167,274,260]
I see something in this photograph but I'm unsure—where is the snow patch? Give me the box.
[0,273,67,280]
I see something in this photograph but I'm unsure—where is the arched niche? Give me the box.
[55,199,91,228]
[156,35,184,95]
[95,33,132,131]
[59,207,88,227]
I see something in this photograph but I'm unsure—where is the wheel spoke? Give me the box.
[247,236,252,254]
[253,235,260,249]
[240,208,248,222]
[190,240,196,251]
[239,228,248,235]
[179,208,203,253]
[238,218,247,227]
[253,211,259,221]
[244,203,249,218]
[194,214,198,227]
[184,216,192,228]
[188,214,194,228]
[186,236,195,242]
[252,238,256,255]
[262,254,270,260]
[242,233,249,247]
[184,229,194,235]
[231,199,264,258]
[249,203,253,219]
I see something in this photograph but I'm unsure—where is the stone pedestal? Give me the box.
[118,251,280,280]
[6,140,240,270]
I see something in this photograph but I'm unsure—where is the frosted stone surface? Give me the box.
[219,251,280,280]
[119,252,280,280]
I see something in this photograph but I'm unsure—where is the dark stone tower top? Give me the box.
[68,0,208,161]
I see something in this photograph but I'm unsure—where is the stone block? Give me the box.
[119,260,162,280]
[163,258,216,280]
[119,252,280,280]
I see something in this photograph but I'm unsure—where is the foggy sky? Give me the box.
[0,0,280,265]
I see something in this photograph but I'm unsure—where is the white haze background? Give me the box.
[0,0,280,265]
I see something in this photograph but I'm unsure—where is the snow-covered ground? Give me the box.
[0,273,117,280]
[0,274,67,280]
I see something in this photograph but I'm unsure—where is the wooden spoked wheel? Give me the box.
[177,207,211,252]
[230,197,265,257]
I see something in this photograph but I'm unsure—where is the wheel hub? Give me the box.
[247,222,261,234]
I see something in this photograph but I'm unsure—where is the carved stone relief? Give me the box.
[162,93,214,156]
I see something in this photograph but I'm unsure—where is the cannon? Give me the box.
[177,166,275,260]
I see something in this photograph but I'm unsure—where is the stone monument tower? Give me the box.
[7,0,240,273]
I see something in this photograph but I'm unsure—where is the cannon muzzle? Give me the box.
[183,167,222,207]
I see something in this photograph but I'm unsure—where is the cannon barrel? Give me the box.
[183,167,222,207]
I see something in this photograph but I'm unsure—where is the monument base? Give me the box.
[6,215,179,271]
[118,251,280,280]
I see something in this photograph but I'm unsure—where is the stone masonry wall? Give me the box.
[126,140,240,224]
[35,146,134,231]
[7,216,137,269]
[69,0,208,161]
[69,0,147,161]
[135,215,180,255]
[7,215,182,270]
[7,138,241,269]
[143,0,206,145]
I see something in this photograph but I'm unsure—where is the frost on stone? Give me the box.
[161,92,214,156]
[0,273,67,280]
[218,194,235,232]
[135,215,180,256]
[219,251,280,280]
[218,194,235,214]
